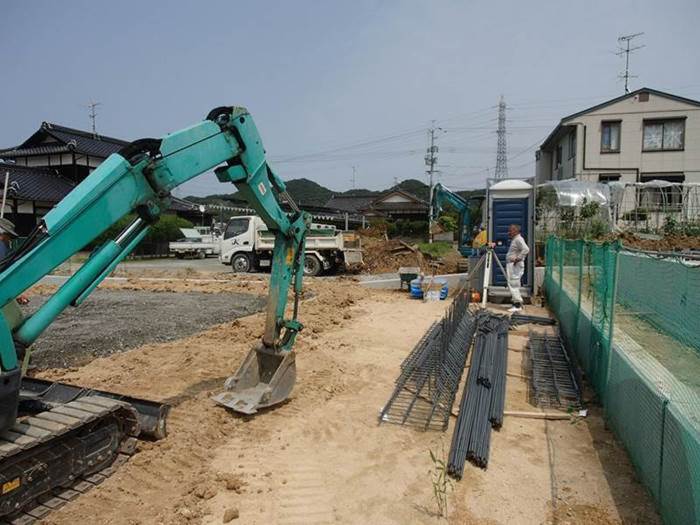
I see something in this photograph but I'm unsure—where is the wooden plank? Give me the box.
[503,410,570,420]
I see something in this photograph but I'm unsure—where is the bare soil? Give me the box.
[360,236,461,274]
[616,232,700,252]
[24,290,266,370]
[31,276,659,525]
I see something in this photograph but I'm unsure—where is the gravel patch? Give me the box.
[25,289,266,370]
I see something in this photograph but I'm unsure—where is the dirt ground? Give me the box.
[27,274,660,525]
[24,290,266,370]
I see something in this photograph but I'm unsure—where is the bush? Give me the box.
[92,214,194,246]
[418,241,453,259]
[437,214,458,232]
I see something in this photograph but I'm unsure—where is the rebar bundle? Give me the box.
[509,313,557,327]
[447,314,509,478]
[380,286,478,431]
[527,331,581,410]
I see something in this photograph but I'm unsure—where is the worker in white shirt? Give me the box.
[505,224,529,313]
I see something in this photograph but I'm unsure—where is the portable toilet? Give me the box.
[485,178,535,301]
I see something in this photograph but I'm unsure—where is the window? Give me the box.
[643,119,685,151]
[223,218,250,239]
[639,173,685,210]
[598,173,621,183]
[555,145,563,167]
[638,92,649,102]
[601,121,621,153]
[568,131,576,159]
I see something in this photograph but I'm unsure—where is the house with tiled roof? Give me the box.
[0,122,129,184]
[325,188,428,222]
[0,122,205,235]
[0,161,76,235]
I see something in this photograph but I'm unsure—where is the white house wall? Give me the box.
[564,92,700,184]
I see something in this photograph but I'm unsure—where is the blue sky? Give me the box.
[2,1,699,196]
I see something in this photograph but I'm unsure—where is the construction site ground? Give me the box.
[25,269,660,525]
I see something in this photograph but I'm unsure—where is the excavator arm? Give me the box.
[431,183,484,257]
[0,106,310,431]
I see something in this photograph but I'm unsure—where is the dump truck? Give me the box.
[168,227,221,259]
[219,215,362,276]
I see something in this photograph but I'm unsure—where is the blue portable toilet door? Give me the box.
[490,198,529,286]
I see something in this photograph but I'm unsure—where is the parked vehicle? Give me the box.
[169,227,221,259]
[219,215,362,275]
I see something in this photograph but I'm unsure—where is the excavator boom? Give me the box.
[0,106,308,519]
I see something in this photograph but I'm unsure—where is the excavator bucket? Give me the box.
[212,348,296,415]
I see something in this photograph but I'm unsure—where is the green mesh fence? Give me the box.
[617,250,700,354]
[544,236,700,525]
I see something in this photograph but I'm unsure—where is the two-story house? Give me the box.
[536,88,700,188]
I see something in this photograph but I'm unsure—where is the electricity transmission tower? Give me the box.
[494,96,508,179]
[350,165,357,189]
[425,121,443,244]
[87,100,101,138]
[616,32,645,93]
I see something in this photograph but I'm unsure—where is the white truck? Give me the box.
[219,215,362,276]
[169,227,221,259]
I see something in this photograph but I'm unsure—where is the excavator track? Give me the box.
[0,396,140,524]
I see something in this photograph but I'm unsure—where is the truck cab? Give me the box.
[219,215,260,272]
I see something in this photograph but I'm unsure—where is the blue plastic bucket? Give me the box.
[409,277,448,300]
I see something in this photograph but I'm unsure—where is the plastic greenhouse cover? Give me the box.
[539,180,610,207]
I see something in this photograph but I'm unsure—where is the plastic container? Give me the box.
[409,277,448,300]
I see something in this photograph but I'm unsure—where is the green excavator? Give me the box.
[0,107,309,520]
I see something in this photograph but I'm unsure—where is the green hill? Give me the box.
[186,177,438,208]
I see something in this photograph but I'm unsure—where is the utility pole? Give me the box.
[616,33,645,94]
[494,95,508,179]
[87,100,101,138]
[425,121,442,244]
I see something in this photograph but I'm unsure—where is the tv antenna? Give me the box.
[87,100,102,137]
[616,33,645,93]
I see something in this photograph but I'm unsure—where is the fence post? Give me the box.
[573,240,584,341]
[558,238,564,304]
[603,241,621,405]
